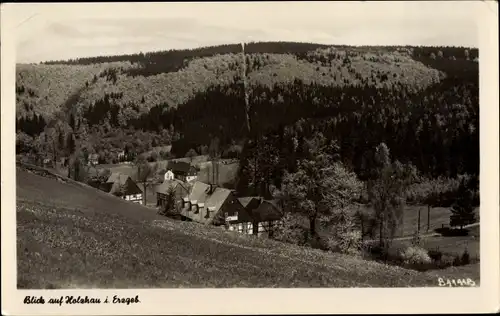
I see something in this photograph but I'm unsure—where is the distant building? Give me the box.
[164,170,175,181]
[59,157,69,167]
[167,161,198,182]
[233,197,284,238]
[238,196,262,213]
[249,200,284,238]
[105,172,143,204]
[117,150,125,161]
[179,181,246,225]
[88,153,99,166]
[155,179,191,210]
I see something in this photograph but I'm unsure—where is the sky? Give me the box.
[6,1,483,63]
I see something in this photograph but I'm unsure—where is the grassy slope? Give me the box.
[16,168,479,288]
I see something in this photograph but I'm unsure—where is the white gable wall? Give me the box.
[164,170,175,181]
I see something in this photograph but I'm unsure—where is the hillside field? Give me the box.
[357,205,480,238]
[16,167,479,288]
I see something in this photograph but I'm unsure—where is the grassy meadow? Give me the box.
[16,167,479,288]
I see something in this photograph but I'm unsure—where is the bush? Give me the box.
[461,249,470,265]
[435,227,469,237]
[410,232,422,246]
[428,249,443,262]
[150,152,159,162]
[307,234,330,251]
[326,210,363,256]
[400,246,432,265]
[327,230,363,256]
[273,213,309,246]
[363,243,385,258]
[439,254,456,267]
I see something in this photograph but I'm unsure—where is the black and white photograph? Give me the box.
[1,1,499,315]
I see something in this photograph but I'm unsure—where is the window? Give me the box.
[244,223,252,234]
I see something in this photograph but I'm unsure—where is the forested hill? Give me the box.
[16,42,479,181]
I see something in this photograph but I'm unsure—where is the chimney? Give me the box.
[208,182,217,194]
[206,206,215,219]
[198,203,205,220]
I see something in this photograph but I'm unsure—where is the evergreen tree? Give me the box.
[450,176,478,229]
[69,114,76,131]
[159,186,177,216]
[66,133,76,155]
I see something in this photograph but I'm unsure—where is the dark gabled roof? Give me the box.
[237,196,262,210]
[106,172,127,184]
[179,182,234,224]
[155,179,191,195]
[167,161,198,175]
[251,199,283,222]
[106,172,143,196]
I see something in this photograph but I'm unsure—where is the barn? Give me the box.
[105,172,143,204]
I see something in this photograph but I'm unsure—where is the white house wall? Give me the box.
[124,194,143,204]
[186,175,197,182]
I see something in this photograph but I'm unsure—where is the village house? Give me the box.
[250,200,284,238]
[238,196,262,213]
[179,181,247,225]
[233,197,284,237]
[155,179,191,210]
[167,161,198,183]
[88,153,99,166]
[104,172,143,204]
[111,149,126,162]
[164,170,175,181]
[117,150,125,161]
